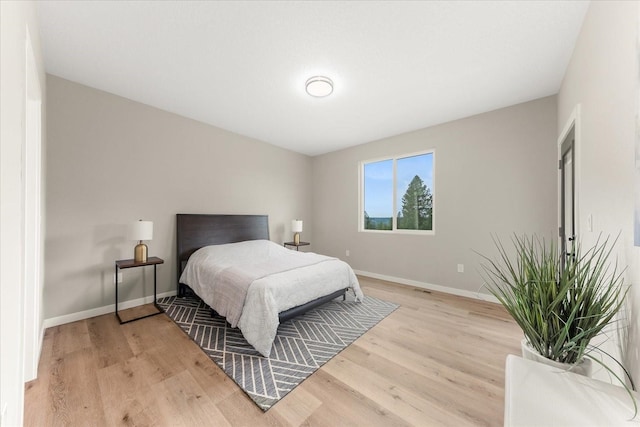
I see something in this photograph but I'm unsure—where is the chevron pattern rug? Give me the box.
[157,292,398,411]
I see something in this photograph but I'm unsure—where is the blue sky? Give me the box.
[364,153,434,218]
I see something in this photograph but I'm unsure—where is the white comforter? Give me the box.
[179,239,363,356]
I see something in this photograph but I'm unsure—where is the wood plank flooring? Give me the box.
[24,277,522,426]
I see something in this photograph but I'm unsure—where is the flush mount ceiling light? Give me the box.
[305,76,333,97]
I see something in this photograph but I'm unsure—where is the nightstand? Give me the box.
[284,241,310,251]
[114,256,164,324]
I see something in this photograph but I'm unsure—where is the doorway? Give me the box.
[560,126,575,259]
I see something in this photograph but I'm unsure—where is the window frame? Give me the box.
[358,149,436,235]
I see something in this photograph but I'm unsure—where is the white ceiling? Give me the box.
[36,1,589,156]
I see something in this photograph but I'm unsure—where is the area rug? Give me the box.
[157,292,398,411]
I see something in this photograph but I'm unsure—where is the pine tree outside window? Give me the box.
[360,151,434,233]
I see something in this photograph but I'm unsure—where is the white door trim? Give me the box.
[23,24,43,383]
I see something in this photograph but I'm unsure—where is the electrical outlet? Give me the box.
[114,272,123,284]
[457,264,464,273]
[345,249,350,257]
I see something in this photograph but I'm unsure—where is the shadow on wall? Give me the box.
[273,221,285,243]
[95,222,127,302]
[620,295,639,389]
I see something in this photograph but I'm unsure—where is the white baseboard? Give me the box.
[354,269,499,304]
[43,290,178,329]
[42,274,497,329]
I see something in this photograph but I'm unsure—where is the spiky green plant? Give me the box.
[479,234,628,364]
[478,234,636,417]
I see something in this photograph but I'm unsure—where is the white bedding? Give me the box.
[179,239,363,356]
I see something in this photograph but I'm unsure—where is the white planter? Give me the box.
[521,339,592,377]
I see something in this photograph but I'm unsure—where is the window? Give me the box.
[360,151,434,233]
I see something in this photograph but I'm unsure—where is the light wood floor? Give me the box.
[24,277,522,426]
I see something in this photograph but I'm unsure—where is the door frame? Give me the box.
[23,25,43,383]
[558,104,581,252]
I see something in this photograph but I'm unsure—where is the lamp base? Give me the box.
[134,242,148,263]
[294,233,300,245]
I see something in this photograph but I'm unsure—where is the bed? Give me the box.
[176,214,363,357]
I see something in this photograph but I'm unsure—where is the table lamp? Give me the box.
[292,220,303,245]
[132,219,153,262]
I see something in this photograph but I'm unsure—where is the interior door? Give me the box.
[560,126,575,263]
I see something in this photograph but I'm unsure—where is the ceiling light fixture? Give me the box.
[305,76,333,97]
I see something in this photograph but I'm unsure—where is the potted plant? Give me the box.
[477,233,636,413]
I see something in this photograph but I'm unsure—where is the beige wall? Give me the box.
[45,75,312,319]
[1,1,46,424]
[558,1,640,383]
[311,96,558,297]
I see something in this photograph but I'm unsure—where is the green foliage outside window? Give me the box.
[397,175,433,230]
[364,211,392,230]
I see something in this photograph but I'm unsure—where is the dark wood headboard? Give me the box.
[176,214,269,291]
[176,213,269,263]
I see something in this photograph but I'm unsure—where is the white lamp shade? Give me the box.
[132,220,153,241]
[292,220,303,233]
